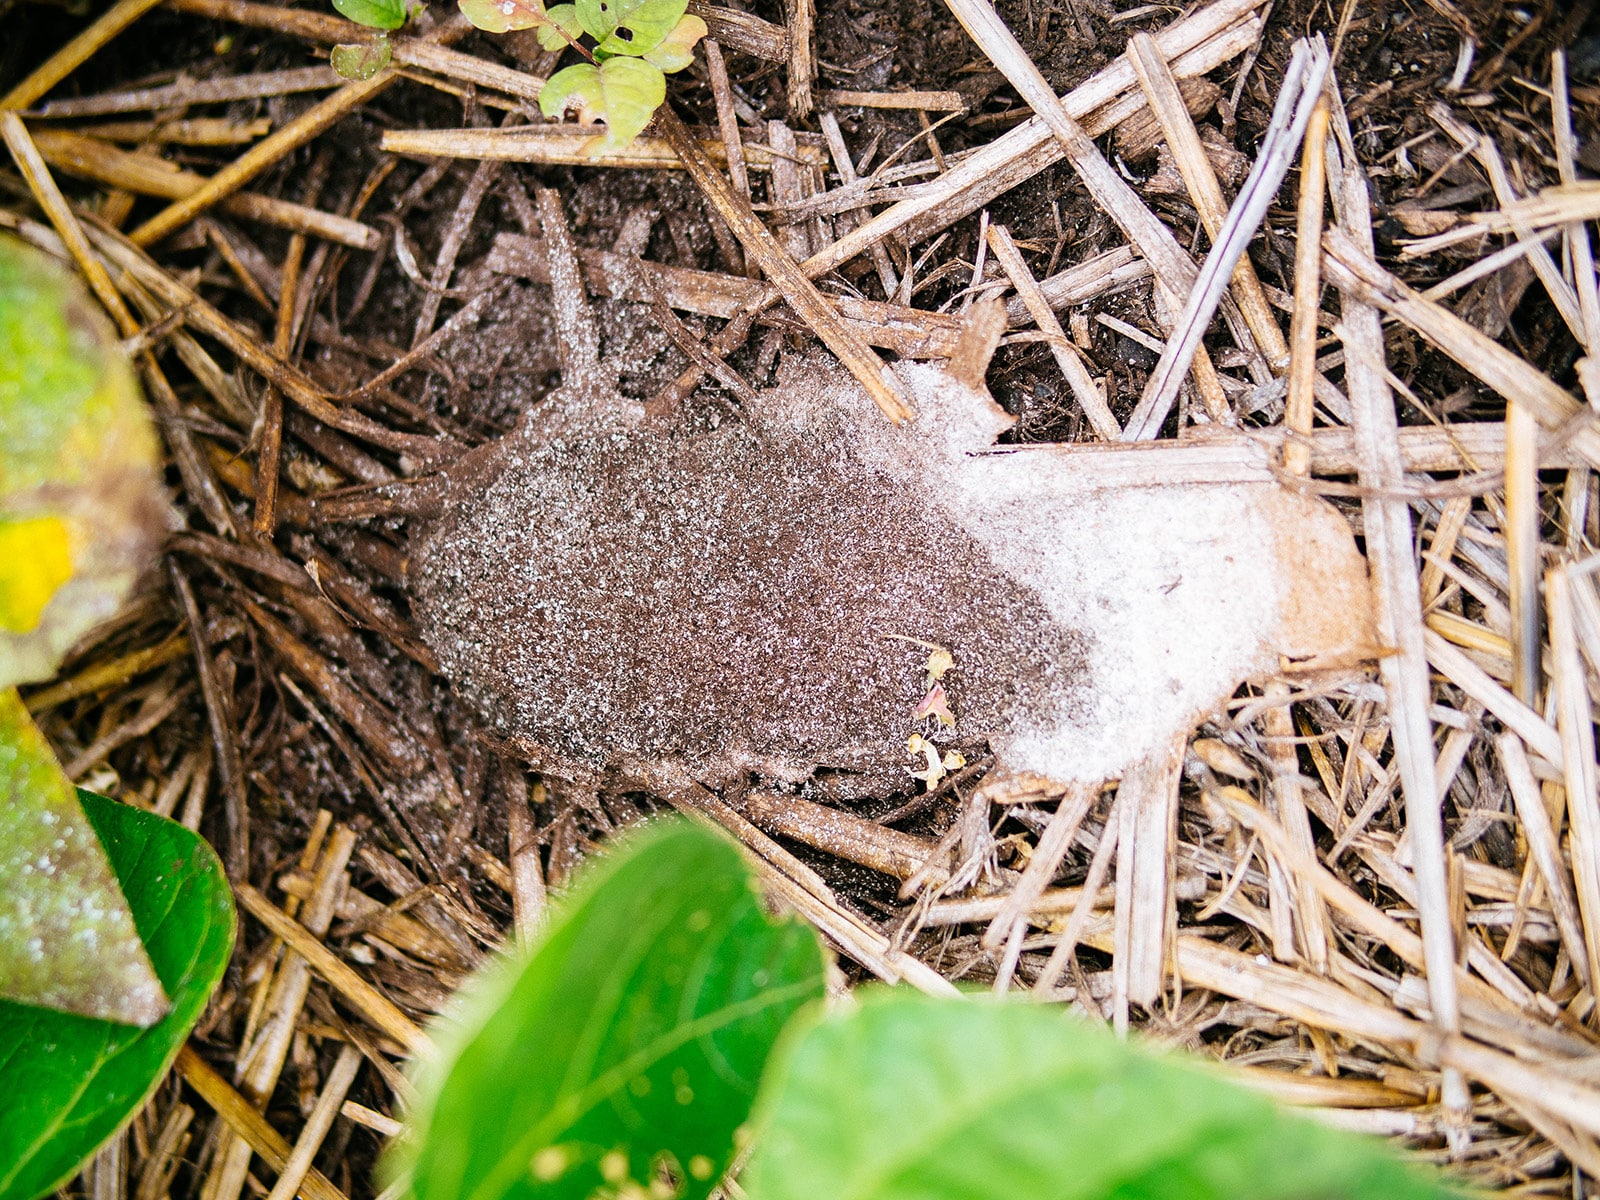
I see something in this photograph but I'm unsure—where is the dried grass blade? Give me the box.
[1122,38,1329,441]
[1324,80,1468,1127]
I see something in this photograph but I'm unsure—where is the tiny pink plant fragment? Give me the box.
[913,682,956,728]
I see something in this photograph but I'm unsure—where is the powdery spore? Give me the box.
[411,357,1373,787]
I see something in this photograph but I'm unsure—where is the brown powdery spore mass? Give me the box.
[411,375,1088,782]
[410,358,1374,789]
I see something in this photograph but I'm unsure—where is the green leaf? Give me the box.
[0,689,165,1024]
[533,3,583,50]
[743,993,1466,1200]
[332,0,409,30]
[387,820,827,1200]
[576,0,685,56]
[0,235,162,692]
[538,57,665,152]
[459,0,545,33]
[331,36,393,80]
[642,12,704,72]
[0,789,234,1200]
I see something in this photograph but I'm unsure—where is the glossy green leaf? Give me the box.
[388,820,827,1200]
[331,36,393,79]
[533,3,584,50]
[743,992,1466,1200]
[577,0,685,55]
[538,57,665,152]
[332,0,410,30]
[0,790,234,1200]
[0,689,164,1023]
[459,0,546,33]
[0,235,162,691]
[642,12,705,72]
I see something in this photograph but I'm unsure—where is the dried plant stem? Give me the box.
[0,0,165,111]
[1496,733,1591,986]
[1283,96,1330,476]
[1126,31,1287,372]
[1122,37,1330,441]
[657,105,912,422]
[174,1049,349,1200]
[801,0,1266,278]
[1552,50,1600,396]
[1505,400,1542,704]
[1323,226,1600,469]
[1113,741,1184,1015]
[261,1045,362,1200]
[987,223,1120,439]
[1546,563,1600,988]
[1324,82,1469,1131]
[129,73,394,246]
[235,881,427,1055]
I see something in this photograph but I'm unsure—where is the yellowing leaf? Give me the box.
[643,12,705,71]
[534,3,584,50]
[0,235,162,690]
[0,688,167,1024]
[924,646,953,685]
[459,0,546,33]
[538,57,665,152]
[578,0,686,56]
[907,736,945,789]
[0,516,73,634]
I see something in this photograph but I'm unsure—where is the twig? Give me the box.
[1122,37,1330,441]
[801,0,1266,279]
[1496,733,1590,987]
[31,66,341,117]
[1546,562,1600,994]
[1126,31,1287,372]
[0,0,165,111]
[657,105,912,422]
[986,223,1120,439]
[174,1049,348,1200]
[1323,77,1469,1134]
[1283,95,1330,475]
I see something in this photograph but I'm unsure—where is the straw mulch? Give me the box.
[5,0,1600,1194]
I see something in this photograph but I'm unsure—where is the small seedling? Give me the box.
[457,0,706,150]
[329,0,420,79]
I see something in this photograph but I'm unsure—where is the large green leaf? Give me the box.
[0,689,166,1023]
[0,235,162,691]
[0,790,234,1200]
[389,820,828,1200]
[742,993,1465,1200]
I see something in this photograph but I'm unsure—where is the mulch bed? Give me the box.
[6,0,1600,1194]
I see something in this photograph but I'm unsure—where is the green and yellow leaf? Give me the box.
[538,57,665,152]
[534,2,584,50]
[0,235,163,691]
[642,12,705,71]
[331,36,393,80]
